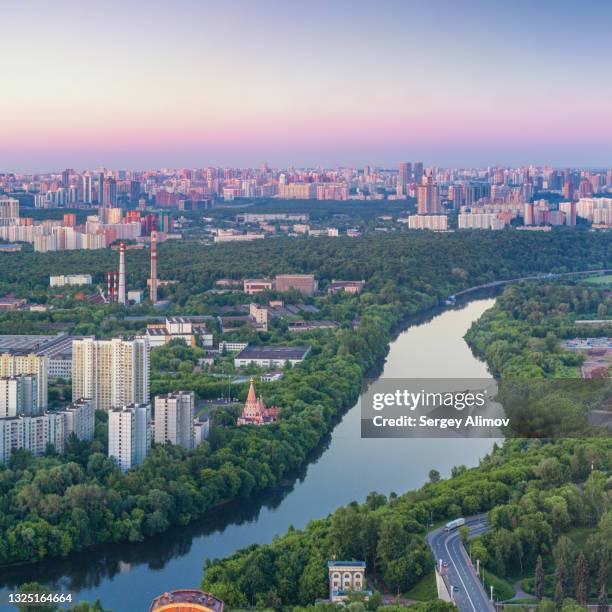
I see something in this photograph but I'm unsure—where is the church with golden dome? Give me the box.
[237,379,280,426]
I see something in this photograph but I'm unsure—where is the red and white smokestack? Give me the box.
[150,231,158,304]
[113,271,118,303]
[107,271,111,303]
[118,241,126,305]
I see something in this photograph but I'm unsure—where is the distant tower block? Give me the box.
[150,231,158,304]
[118,241,127,305]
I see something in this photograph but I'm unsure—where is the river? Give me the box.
[0,298,497,612]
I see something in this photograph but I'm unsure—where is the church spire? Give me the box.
[247,377,257,403]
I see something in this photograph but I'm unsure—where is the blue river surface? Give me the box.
[0,297,499,611]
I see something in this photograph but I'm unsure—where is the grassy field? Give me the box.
[581,273,612,286]
[482,569,516,601]
[404,572,438,600]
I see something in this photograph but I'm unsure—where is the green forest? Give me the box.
[0,231,609,588]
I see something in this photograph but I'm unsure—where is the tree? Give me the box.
[429,469,441,483]
[597,583,608,612]
[535,554,545,600]
[574,552,588,605]
[554,581,564,610]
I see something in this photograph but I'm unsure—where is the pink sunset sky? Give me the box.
[2,0,611,171]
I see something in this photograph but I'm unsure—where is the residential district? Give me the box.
[0,164,611,256]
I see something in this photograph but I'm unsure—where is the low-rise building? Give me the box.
[274,274,318,296]
[49,274,93,287]
[146,317,213,348]
[234,345,311,368]
[328,560,368,602]
[328,280,366,294]
[243,278,273,294]
[287,320,338,332]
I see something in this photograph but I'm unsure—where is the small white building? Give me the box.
[328,560,367,602]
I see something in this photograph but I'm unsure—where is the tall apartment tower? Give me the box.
[0,374,38,418]
[154,391,195,449]
[398,162,412,195]
[150,231,158,304]
[82,173,93,204]
[412,161,424,184]
[72,337,150,411]
[0,353,47,409]
[108,403,151,471]
[0,197,20,227]
[417,172,441,214]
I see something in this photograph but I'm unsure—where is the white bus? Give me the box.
[444,517,466,532]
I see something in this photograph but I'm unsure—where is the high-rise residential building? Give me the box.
[559,201,577,226]
[524,202,535,226]
[130,180,141,204]
[398,162,412,195]
[72,337,150,411]
[61,168,72,187]
[108,403,151,471]
[412,162,424,184]
[96,172,105,203]
[0,398,94,465]
[417,172,441,214]
[278,183,316,199]
[154,391,195,449]
[59,398,95,442]
[0,197,19,227]
[103,177,117,206]
[0,375,38,418]
[0,353,47,409]
[82,173,93,204]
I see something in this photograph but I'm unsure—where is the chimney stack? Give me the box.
[118,241,126,305]
[150,231,158,304]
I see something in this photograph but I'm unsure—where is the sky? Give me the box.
[1,0,612,172]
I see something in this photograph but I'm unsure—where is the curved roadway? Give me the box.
[427,516,494,612]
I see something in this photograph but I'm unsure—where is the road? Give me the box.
[427,516,494,612]
[449,268,612,301]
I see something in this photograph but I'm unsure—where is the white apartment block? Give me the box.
[72,337,150,411]
[458,213,506,230]
[0,375,38,418]
[576,197,612,221]
[0,353,47,409]
[0,197,19,226]
[154,391,195,449]
[59,398,95,442]
[407,215,449,231]
[108,404,151,472]
[0,412,65,464]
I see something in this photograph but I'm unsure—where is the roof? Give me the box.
[149,589,224,612]
[0,333,79,358]
[235,345,311,361]
[328,560,366,567]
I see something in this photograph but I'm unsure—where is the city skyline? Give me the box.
[2,0,612,171]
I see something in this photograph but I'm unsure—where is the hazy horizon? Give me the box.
[2,0,611,172]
